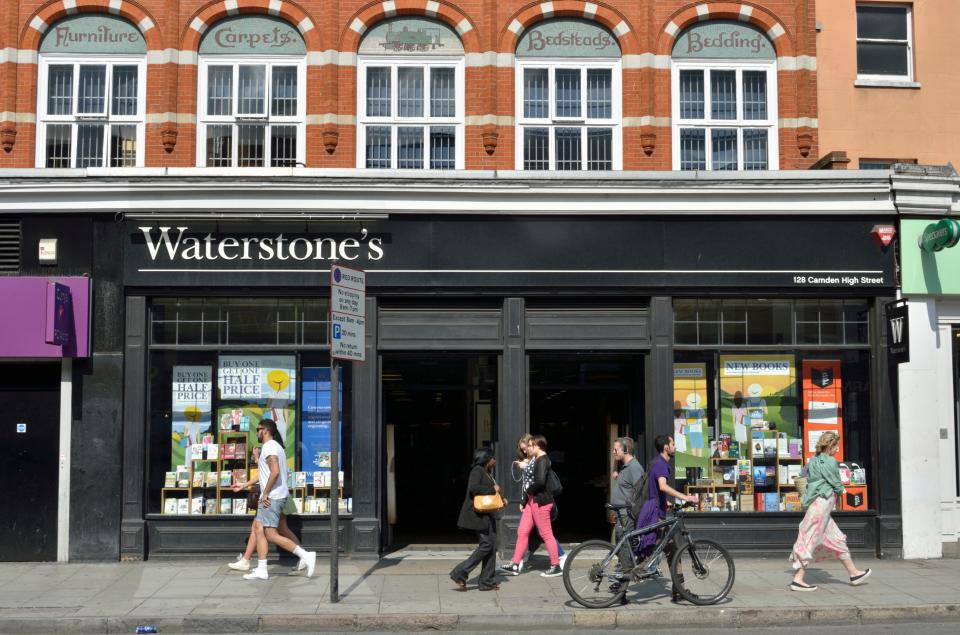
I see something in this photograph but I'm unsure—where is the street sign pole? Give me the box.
[328,265,365,604]
[329,356,340,603]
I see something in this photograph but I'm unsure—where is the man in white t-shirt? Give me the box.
[243,418,316,580]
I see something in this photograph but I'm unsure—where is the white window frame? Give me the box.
[671,59,779,171]
[196,56,307,168]
[36,55,146,168]
[856,3,914,82]
[514,58,622,171]
[356,57,465,170]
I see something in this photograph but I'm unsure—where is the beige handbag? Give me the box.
[473,472,505,512]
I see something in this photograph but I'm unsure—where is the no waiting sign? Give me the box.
[331,266,366,362]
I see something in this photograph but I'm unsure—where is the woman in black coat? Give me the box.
[450,447,502,591]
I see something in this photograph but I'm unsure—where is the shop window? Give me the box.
[357,18,465,169]
[856,4,913,81]
[515,19,622,171]
[795,300,870,345]
[197,16,306,167]
[675,299,870,346]
[36,15,146,168]
[671,22,778,170]
[148,348,352,517]
[673,350,873,513]
[151,298,329,346]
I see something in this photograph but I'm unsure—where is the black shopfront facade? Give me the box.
[112,204,903,560]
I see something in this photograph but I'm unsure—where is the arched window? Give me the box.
[197,16,306,168]
[357,18,465,169]
[671,21,778,170]
[515,19,622,171]
[36,15,146,168]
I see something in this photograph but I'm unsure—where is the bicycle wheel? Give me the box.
[669,539,735,606]
[562,540,628,609]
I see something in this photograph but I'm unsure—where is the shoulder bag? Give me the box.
[473,471,505,512]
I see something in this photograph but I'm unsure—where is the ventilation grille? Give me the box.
[0,219,21,273]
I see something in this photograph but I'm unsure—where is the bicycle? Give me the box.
[562,502,735,608]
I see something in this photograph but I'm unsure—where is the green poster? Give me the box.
[718,355,798,442]
[217,354,297,470]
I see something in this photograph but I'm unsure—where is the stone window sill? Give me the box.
[854,78,922,89]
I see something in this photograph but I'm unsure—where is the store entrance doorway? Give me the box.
[0,363,61,561]
[383,355,497,547]
[529,355,644,541]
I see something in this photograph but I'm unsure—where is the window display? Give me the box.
[149,300,352,517]
[673,299,874,513]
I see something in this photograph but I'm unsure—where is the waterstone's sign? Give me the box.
[359,18,464,55]
[672,21,774,60]
[40,15,146,54]
[138,226,384,262]
[199,16,305,55]
[125,218,895,290]
[516,19,621,58]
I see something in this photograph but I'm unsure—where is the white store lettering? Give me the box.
[139,226,385,263]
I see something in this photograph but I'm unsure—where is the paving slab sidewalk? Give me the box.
[1,551,959,633]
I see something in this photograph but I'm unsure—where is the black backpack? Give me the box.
[628,469,652,522]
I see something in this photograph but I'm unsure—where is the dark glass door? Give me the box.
[0,363,61,561]
[529,355,644,540]
[382,355,497,546]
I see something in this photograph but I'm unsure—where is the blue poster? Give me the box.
[300,367,342,471]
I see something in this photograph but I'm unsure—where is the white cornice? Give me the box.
[0,169,900,216]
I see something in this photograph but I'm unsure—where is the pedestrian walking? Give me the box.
[508,434,565,573]
[241,419,316,581]
[227,445,305,573]
[450,447,503,591]
[632,435,697,601]
[610,436,644,568]
[501,435,563,578]
[789,431,871,592]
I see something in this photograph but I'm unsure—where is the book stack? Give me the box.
[176,465,189,488]
[788,439,802,458]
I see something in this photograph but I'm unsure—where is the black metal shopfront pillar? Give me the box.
[349,296,380,555]
[498,297,526,554]
[120,296,147,559]
[872,296,903,558]
[645,297,674,461]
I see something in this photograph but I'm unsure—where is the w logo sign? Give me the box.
[889,317,905,344]
[886,302,909,364]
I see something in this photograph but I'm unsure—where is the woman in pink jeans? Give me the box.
[501,435,562,578]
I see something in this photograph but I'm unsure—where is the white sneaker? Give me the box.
[303,551,317,578]
[296,558,307,571]
[228,555,250,571]
[243,568,268,581]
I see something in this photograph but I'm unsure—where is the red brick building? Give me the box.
[0,1,818,170]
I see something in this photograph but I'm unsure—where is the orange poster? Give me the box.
[801,360,843,463]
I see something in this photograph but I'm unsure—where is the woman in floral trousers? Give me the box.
[789,431,871,592]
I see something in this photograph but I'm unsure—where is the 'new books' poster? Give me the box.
[171,366,212,469]
[719,355,797,441]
